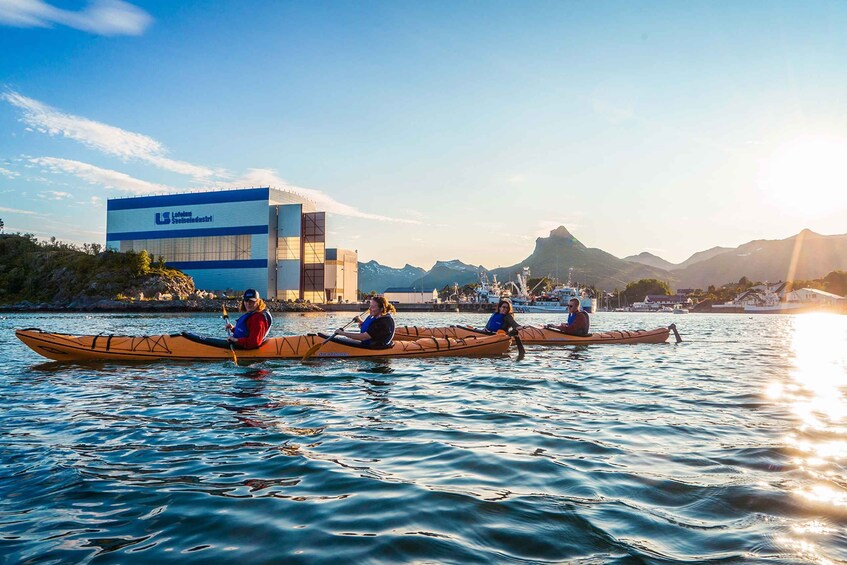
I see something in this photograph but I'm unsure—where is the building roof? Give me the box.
[644,294,687,302]
[791,287,844,299]
[384,287,438,293]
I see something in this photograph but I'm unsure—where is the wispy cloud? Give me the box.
[0,205,44,216]
[4,92,414,222]
[0,0,152,36]
[3,91,222,178]
[38,190,72,199]
[224,168,423,224]
[31,157,175,194]
[0,166,19,178]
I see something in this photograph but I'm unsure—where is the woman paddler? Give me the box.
[484,298,522,334]
[225,288,273,349]
[334,295,396,346]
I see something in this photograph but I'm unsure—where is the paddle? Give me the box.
[222,303,238,365]
[510,328,526,361]
[301,309,369,362]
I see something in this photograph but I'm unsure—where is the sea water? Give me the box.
[1,312,845,563]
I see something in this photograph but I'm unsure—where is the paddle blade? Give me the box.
[301,341,323,362]
[511,330,526,361]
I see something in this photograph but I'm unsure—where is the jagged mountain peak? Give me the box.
[431,259,482,271]
[535,226,585,250]
[548,226,574,239]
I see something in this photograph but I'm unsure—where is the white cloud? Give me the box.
[0,0,152,36]
[38,190,72,199]
[221,168,422,224]
[31,157,176,194]
[3,91,222,178]
[0,205,44,215]
[0,166,19,178]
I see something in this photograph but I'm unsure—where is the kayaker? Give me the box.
[485,298,522,334]
[555,298,589,336]
[334,295,396,346]
[225,288,273,349]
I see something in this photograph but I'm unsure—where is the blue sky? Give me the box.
[2,1,847,271]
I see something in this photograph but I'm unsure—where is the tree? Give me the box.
[0,218,4,233]
[823,270,847,296]
[622,278,672,304]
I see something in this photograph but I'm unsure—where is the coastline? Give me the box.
[0,298,324,314]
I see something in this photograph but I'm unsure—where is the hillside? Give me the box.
[358,260,426,294]
[623,252,676,271]
[625,247,731,271]
[410,260,483,290]
[0,234,194,306]
[490,227,673,290]
[674,229,847,289]
[676,246,732,270]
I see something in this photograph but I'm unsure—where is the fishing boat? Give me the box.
[511,267,598,313]
[394,324,678,345]
[475,271,509,303]
[15,328,512,362]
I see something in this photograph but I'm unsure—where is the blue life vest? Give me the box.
[360,315,376,334]
[567,312,576,326]
[233,310,274,341]
[486,313,505,332]
[362,315,394,346]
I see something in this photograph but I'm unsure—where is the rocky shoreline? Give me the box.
[0,298,324,313]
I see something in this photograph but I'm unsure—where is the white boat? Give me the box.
[475,272,510,304]
[673,306,689,314]
[511,267,598,313]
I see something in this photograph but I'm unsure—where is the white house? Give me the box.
[785,288,843,306]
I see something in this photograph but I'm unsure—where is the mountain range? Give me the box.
[357,227,847,293]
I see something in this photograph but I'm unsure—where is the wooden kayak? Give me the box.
[15,328,512,362]
[393,324,676,345]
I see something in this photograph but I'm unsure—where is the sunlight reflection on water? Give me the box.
[771,314,847,558]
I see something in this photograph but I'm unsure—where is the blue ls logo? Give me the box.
[155,212,171,225]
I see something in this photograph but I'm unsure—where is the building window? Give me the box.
[119,235,251,262]
[277,237,301,260]
[303,241,325,265]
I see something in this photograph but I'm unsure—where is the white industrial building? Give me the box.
[106,187,348,302]
[383,287,439,304]
[325,248,358,303]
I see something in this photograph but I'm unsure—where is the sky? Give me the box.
[2,0,847,270]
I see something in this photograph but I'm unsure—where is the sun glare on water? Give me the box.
[767,314,847,559]
[757,135,847,217]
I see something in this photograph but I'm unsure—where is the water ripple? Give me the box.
[2,312,846,562]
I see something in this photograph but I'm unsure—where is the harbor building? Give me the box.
[106,187,332,301]
[325,249,358,303]
[384,287,440,304]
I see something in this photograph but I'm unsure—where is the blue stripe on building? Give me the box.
[106,225,269,240]
[107,187,270,211]
[166,259,269,270]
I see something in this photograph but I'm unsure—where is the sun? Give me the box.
[757,135,847,217]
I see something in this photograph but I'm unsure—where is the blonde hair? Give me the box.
[372,295,396,315]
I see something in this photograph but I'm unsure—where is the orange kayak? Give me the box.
[393,324,675,345]
[15,328,512,362]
